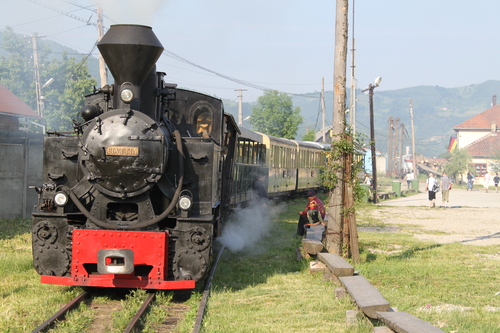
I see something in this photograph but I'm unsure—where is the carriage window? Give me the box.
[194,109,212,137]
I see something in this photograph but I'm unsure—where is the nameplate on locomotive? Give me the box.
[106,146,139,156]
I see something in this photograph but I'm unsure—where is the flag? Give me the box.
[448,136,457,152]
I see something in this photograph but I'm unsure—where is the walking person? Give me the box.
[467,172,474,191]
[494,173,500,193]
[405,171,414,189]
[426,172,438,208]
[440,171,452,208]
[484,171,491,193]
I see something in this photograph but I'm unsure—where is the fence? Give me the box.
[0,130,43,219]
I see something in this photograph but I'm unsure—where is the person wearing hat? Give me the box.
[296,190,326,237]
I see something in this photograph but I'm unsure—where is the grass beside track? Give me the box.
[0,218,200,333]
[203,196,500,333]
[2,196,500,332]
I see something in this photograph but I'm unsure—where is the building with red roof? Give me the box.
[453,104,500,177]
[0,83,41,131]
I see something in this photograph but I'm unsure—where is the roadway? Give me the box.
[380,182,500,208]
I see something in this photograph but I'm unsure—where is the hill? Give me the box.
[223,80,500,158]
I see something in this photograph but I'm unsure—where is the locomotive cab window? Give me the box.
[194,108,213,137]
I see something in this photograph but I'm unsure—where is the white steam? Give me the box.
[97,0,169,26]
[218,200,280,252]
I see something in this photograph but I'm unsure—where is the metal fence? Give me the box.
[0,130,43,219]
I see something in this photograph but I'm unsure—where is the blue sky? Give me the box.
[1,0,500,102]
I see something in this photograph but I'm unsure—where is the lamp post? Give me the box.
[362,77,382,203]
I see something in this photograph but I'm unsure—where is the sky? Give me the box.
[1,0,500,103]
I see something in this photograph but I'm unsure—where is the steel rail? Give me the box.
[32,291,90,333]
[123,291,156,333]
[192,245,225,333]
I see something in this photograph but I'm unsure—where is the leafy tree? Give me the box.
[444,148,471,181]
[301,128,316,141]
[0,27,50,109]
[248,90,303,139]
[43,52,97,131]
[0,27,96,131]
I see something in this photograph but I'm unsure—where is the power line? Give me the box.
[162,49,320,99]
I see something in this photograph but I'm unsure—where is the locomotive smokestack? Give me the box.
[97,25,164,110]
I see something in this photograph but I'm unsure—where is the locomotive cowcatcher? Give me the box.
[31,25,239,290]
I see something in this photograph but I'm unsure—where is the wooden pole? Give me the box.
[369,85,378,203]
[97,6,107,87]
[326,0,348,254]
[321,77,326,142]
[344,134,360,262]
[410,99,417,177]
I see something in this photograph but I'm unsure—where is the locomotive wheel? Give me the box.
[172,249,208,281]
[33,245,70,276]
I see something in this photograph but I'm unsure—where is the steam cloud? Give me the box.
[96,0,169,25]
[218,200,281,252]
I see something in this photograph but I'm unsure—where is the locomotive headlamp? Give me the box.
[54,192,69,206]
[179,196,192,210]
[120,89,134,103]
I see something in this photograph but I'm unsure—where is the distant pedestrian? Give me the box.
[494,173,500,193]
[405,171,414,189]
[363,173,372,186]
[440,172,452,207]
[426,173,438,208]
[484,172,491,193]
[467,172,474,191]
[363,173,373,197]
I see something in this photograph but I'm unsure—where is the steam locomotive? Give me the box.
[31,24,324,290]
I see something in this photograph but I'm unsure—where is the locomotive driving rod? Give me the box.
[63,130,185,230]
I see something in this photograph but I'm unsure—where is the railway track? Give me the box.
[31,246,225,333]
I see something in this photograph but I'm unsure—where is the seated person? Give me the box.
[296,190,326,237]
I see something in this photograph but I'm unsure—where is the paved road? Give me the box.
[381,182,500,208]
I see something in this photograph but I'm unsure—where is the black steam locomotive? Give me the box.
[31,25,239,289]
[31,24,326,291]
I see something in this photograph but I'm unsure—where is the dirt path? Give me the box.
[359,187,500,246]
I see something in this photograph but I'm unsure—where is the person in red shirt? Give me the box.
[296,190,326,237]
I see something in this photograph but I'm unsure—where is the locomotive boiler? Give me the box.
[31,25,238,289]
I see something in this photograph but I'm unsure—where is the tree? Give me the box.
[248,90,302,139]
[43,52,97,131]
[444,148,472,181]
[0,27,96,131]
[301,128,316,141]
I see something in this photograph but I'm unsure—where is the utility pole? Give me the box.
[321,77,326,142]
[399,123,406,174]
[387,117,394,176]
[30,33,45,116]
[234,89,247,126]
[327,0,348,254]
[97,5,107,87]
[395,118,400,175]
[410,99,417,177]
[349,0,357,136]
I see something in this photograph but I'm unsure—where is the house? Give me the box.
[453,104,500,179]
[0,82,41,131]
